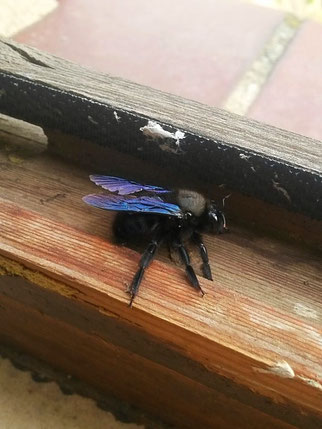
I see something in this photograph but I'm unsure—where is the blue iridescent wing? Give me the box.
[82,194,182,217]
[89,175,170,195]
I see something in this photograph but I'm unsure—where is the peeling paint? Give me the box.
[272,180,291,202]
[293,303,319,320]
[113,111,120,122]
[239,153,250,160]
[298,376,322,391]
[254,361,295,378]
[140,120,185,146]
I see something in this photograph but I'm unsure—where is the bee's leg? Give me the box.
[129,229,164,307]
[191,231,213,281]
[172,236,204,296]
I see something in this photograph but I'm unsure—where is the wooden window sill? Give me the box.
[0,37,321,429]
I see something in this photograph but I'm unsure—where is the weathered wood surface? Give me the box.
[0,37,321,219]
[0,117,321,428]
[0,276,303,429]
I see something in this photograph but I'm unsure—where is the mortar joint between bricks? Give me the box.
[222,14,302,116]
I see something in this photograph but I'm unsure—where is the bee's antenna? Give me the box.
[222,193,231,209]
[220,194,230,233]
[221,212,227,229]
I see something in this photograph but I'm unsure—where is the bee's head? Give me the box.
[208,202,228,234]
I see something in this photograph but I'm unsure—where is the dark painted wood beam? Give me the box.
[0,37,321,219]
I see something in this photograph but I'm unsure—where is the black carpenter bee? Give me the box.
[83,175,228,306]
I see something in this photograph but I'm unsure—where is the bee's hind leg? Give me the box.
[128,228,164,307]
[172,235,204,296]
[191,231,213,281]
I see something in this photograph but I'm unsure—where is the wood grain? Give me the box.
[5,272,312,429]
[0,37,321,219]
[0,130,320,319]
[0,194,321,417]
[0,39,322,428]
[0,279,300,429]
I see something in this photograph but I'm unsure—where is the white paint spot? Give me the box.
[140,120,185,147]
[272,180,291,202]
[88,115,98,125]
[298,376,322,391]
[270,361,295,378]
[294,303,319,320]
[113,111,120,122]
[253,360,295,378]
[239,153,250,160]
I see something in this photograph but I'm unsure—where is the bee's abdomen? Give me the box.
[113,212,162,240]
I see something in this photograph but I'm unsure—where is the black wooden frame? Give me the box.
[0,37,321,219]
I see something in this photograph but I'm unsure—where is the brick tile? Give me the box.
[249,20,322,141]
[14,0,283,106]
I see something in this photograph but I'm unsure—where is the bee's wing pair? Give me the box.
[83,175,182,217]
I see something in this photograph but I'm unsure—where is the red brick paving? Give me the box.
[249,20,322,141]
[14,0,284,106]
